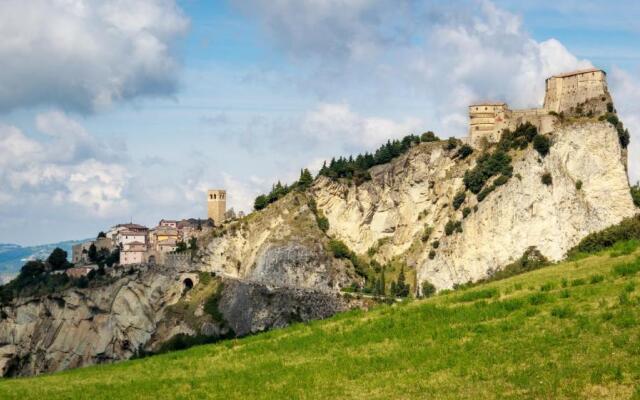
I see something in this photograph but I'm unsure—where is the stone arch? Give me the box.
[183,278,194,290]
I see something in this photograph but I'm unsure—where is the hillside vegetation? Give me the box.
[1,240,640,399]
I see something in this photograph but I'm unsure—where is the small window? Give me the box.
[209,194,213,200]
[485,107,488,111]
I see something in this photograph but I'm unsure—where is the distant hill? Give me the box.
[0,240,87,283]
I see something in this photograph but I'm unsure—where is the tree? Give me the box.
[189,237,198,251]
[254,194,268,211]
[421,131,439,142]
[533,134,551,157]
[97,231,106,239]
[631,182,640,208]
[421,281,436,298]
[298,168,314,189]
[175,241,188,253]
[394,267,410,297]
[541,172,553,186]
[88,243,97,263]
[452,191,466,210]
[47,247,69,270]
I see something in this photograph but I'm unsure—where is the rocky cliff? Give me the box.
[0,115,636,377]
[312,121,636,290]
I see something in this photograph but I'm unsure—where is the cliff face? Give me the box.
[312,121,636,289]
[0,117,635,377]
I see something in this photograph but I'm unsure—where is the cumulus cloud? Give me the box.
[0,113,129,216]
[236,0,591,135]
[609,67,640,183]
[0,0,188,113]
[302,103,422,150]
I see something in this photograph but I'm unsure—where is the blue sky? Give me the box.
[1,0,639,245]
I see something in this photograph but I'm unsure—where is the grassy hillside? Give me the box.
[1,246,640,399]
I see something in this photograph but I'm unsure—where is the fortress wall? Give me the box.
[544,70,608,113]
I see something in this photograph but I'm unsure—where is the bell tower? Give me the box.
[207,189,226,226]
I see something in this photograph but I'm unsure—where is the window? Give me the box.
[209,194,213,200]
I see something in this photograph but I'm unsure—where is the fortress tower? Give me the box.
[207,189,226,225]
[468,68,610,148]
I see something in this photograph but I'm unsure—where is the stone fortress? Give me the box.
[468,68,611,148]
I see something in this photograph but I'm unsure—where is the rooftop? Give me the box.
[548,68,605,79]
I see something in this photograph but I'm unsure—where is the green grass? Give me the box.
[1,252,640,399]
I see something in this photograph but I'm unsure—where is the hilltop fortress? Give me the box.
[469,68,612,147]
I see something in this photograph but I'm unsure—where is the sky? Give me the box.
[1,0,639,245]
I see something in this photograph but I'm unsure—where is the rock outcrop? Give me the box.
[312,121,636,289]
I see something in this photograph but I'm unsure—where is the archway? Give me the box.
[183,278,194,290]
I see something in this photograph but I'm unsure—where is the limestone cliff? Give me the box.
[312,121,636,289]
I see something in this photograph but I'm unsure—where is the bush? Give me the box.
[445,137,458,150]
[612,258,640,277]
[541,173,552,186]
[631,182,640,207]
[421,131,440,142]
[590,274,605,284]
[421,281,436,298]
[462,207,471,219]
[452,191,466,210]
[493,175,509,186]
[329,240,351,259]
[421,226,433,242]
[463,151,512,194]
[445,220,462,236]
[47,248,70,270]
[204,288,225,321]
[568,215,640,255]
[483,247,549,283]
[533,134,551,157]
[431,240,440,249]
[576,180,583,190]
[551,305,574,319]
[457,144,473,159]
[455,288,499,303]
[476,185,495,202]
[428,250,436,260]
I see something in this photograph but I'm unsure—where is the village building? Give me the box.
[120,242,148,265]
[65,266,94,279]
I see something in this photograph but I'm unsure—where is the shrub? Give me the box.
[568,215,640,255]
[612,258,640,277]
[431,240,440,249]
[493,175,509,186]
[47,248,70,271]
[540,282,554,292]
[533,134,551,157]
[483,247,549,283]
[528,293,549,305]
[476,185,495,202]
[571,278,586,287]
[457,144,474,159]
[329,240,351,259]
[421,226,433,242]
[204,286,225,321]
[590,274,605,284]
[631,182,640,207]
[445,220,462,236]
[462,207,471,219]
[455,288,499,303]
[575,180,583,190]
[428,250,436,260]
[609,239,639,257]
[551,305,574,319]
[541,173,552,186]
[463,151,512,194]
[421,131,440,142]
[445,137,458,150]
[452,191,466,210]
[421,281,436,298]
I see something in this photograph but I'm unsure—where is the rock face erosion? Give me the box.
[312,121,636,289]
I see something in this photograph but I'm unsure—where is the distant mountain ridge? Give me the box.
[0,240,87,283]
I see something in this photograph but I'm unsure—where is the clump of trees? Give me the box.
[421,281,436,298]
[88,244,119,267]
[541,172,553,186]
[600,113,630,149]
[463,150,512,195]
[254,168,314,211]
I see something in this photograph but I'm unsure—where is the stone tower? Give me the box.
[207,189,226,225]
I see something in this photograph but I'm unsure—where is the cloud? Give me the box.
[0,0,188,113]
[609,67,640,183]
[302,103,422,150]
[0,112,130,216]
[236,0,591,135]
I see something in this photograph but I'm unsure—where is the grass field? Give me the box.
[1,246,639,399]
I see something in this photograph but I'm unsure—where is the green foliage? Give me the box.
[452,191,466,210]
[420,131,440,142]
[444,220,462,236]
[462,207,471,219]
[602,112,630,148]
[391,267,410,297]
[568,215,640,256]
[307,198,329,233]
[328,240,351,259]
[97,231,106,238]
[88,243,98,263]
[476,185,495,202]
[612,257,640,277]
[254,181,293,211]
[576,180,583,190]
[481,247,549,284]
[421,226,433,242]
[174,241,188,253]
[47,247,70,270]
[541,172,553,186]
[319,134,424,183]
[532,134,551,157]
[204,287,225,322]
[463,151,512,194]
[590,274,605,284]
[297,168,314,190]
[428,250,436,260]
[445,137,458,150]
[456,144,474,159]
[455,288,499,303]
[609,239,639,257]
[431,240,440,249]
[421,281,436,298]
[631,182,640,207]
[498,122,538,151]
[551,305,574,319]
